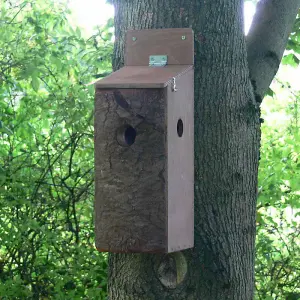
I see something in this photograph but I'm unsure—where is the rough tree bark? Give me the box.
[107,0,299,299]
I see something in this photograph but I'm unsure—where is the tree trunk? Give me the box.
[109,1,260,299]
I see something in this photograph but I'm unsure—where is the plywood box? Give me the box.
[94,28,194,253]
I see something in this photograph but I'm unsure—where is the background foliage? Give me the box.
[0,1,299,299]
[255,10,300,299]
[0,1,112,298]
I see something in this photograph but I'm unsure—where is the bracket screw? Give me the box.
[181,35,186,40]
[132,37,137,41]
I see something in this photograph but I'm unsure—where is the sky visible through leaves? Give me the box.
[69,0,254,34]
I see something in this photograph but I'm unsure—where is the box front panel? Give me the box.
[95,88,167,252]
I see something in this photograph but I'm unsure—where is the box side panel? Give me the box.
[167,69,194,252]
[95,88,167,253]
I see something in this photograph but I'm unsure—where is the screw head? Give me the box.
[132,37,137,41]
[181,35,186,40]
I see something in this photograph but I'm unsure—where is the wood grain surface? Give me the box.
[95,65,193,89]
[125,28,194,66]
[95,88,167,252]
[94,28,194,253]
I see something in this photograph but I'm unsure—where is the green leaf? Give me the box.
[0,126,13,135]
[76,27,81,38]
[281,53,300,67]
[266,87,274,98]
[31,76,40,92]
[0,166,6,184]
[51,56,62,70]
[42,118,49,129]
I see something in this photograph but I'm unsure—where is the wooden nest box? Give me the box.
[94,28,194,253]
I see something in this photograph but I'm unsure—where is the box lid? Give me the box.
[95,65,193,89]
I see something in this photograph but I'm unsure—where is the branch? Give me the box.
[247,0,300,102]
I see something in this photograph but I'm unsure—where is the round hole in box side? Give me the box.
[117,125,136,147]
[177,119,183,137]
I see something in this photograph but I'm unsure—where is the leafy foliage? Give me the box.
[0,1,112,298]
[255,76,300,299]
[287,9,300,52]
[283,9,300,68]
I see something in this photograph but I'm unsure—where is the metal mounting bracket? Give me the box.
[149,55,168,67]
